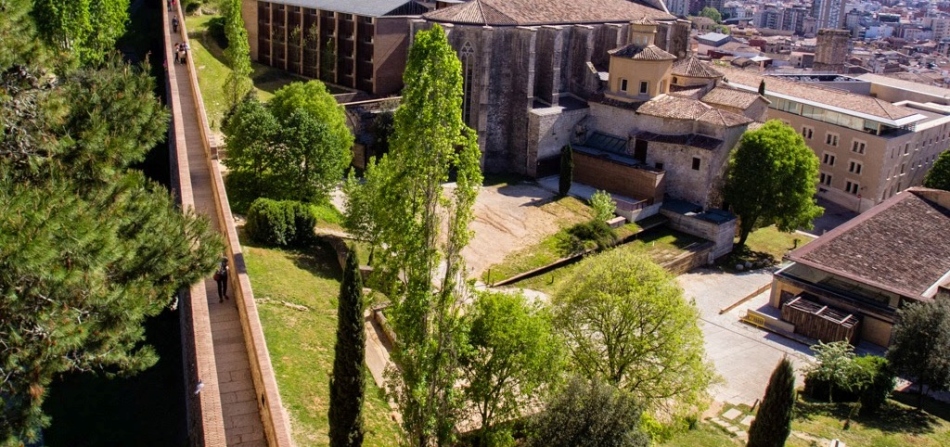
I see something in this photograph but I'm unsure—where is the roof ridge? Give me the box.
[473,0,488,26]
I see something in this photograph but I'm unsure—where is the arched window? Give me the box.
[460,41,475,124]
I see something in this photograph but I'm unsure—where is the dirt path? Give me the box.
[462,183,590,277]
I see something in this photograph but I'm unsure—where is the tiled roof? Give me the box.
[789,189,950,299]
[856,73,950,99]
[672,56,723,78]
[701,86,765,109]
[717,65,919,121]
[630,131,722,151]
[278,0,427,17]
[608,44,676,61]
[423,0,673,26]
[637,95,752,127]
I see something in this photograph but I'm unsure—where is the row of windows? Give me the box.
[819,174,861,195]
[619,78,649,95]
[802,126,867,153]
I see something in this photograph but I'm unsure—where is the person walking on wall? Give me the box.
[214,258,229,303]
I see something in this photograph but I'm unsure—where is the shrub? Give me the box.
[560,220,617,254]
[590,190,616,222]
[245,198,317,246]
[855,356,895,417]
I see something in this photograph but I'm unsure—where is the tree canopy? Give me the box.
[344,24,482,446]
[552,249,715,413]
[886,299,950,407]
[924,151,950,191]
[700,7,723,24]
[461,291,563,444]
[529,377,650,447]
[222,81,353,208]
[32,0,131,66]
[723,120,823,247]
[0,4,222,443]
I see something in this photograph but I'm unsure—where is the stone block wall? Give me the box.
[526,105,590,177]
[660,208,736,261]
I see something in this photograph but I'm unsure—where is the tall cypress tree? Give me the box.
[747,358,796,447]
[758,80,766,96]
[328,248,366,447]
[559,144,573,197]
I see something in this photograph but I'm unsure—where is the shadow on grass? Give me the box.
[238,229,343,282]
[638,227,705,249]
[891,389,950,422]
[794,396,940,436]
[717,245,776,271]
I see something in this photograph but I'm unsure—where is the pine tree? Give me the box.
[328,248,366,447]
[747,358,796,447]
[559,144,573,197]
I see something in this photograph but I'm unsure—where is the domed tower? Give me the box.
[606,19,676,103]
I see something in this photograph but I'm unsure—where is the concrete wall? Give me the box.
[374,17,412,96]
[606,57,673,100]
[616,201,662,222]
[574,152,665,203]
[243,0,259,60]
[660,208,736,261]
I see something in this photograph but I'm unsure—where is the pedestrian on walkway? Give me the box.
[174,43,181,63]
[179,47,187,65]
[214,258,229,303]
[167,0,171,11]
[172,17,179,33]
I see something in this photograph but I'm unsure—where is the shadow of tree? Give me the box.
[794,397,939,436]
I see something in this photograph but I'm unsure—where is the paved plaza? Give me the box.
[678,268,815,406]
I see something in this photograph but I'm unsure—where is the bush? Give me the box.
[590,190,616,222]
[560,220,617,254]
[245,198,317,247]
[855,356,896,417]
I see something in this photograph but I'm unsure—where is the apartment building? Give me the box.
[719,66,950,212]
[242,0,428,96]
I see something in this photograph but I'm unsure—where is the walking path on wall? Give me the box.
[165,9,267,447]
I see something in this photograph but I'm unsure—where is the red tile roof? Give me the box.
[609,43,676,61]
[789,188,950,299]
[423,0,674,26]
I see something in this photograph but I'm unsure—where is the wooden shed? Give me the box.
[781,295,859,344]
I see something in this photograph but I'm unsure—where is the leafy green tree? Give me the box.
[886,299,950,408]
[345,24,482,446]
[329,249,366,447]
[0,0,48,70]
[924,151,950,191]
[590,190,616,221]
[529,377,649,447]
[222,0,254,109]
[552,249,715,413]
[747,358,795,447]
[222,81,352,205]
[32,0,130,66]
[724,120,823,247]
[700,7,723,24]
[0,59,222,444]
[559,144,573,197]
[854,356,895,417]
[804,341,863,403]
[461,291,563,445]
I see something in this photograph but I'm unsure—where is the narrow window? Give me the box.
[692,157,701,170]
[639,81,648,94]
[460,42,475,124]
[621,79,628,92]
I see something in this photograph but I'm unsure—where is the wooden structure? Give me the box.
[781,295,859,344]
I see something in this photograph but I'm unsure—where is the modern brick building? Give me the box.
[770,188,950,347]
[242,0,428,96]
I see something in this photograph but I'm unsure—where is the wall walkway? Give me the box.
[163,4,293,446]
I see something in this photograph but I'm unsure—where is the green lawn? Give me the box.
[658,424,739,446]
[787,398,950,447]
[184,14,306,129]
[742,225,814,261]
[244,240,401,446]
[508,227,705,295]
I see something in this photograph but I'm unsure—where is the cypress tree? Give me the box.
[328,248,366,447]
[559,144,573,197]
[748,358,796,447]
[758,80,766,96]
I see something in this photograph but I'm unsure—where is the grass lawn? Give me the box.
[657,424,739,446]
[507,227,705,295]
[787,397,950,447]
[742,225,814,261]
[184,14,307,130]
[243,239,402,446]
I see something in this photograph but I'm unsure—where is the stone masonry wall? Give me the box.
[660,209,736,261]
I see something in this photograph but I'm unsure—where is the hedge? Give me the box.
[245,198,317,247]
